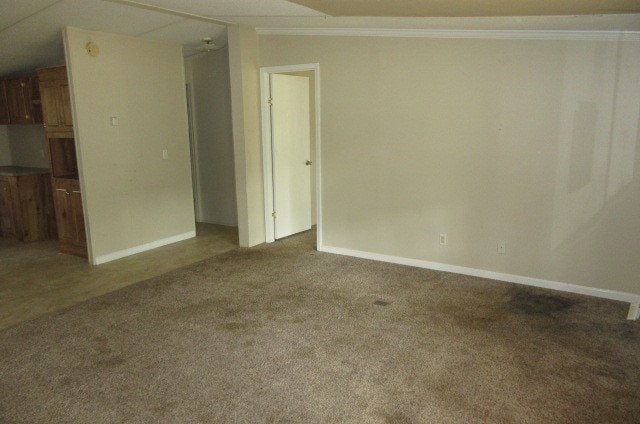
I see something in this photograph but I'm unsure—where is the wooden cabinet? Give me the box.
[38,67,86,258]
[52,178,86,257]
[0,178,16,237]
[0,82,9,125]
[3,77,42,125]
[37,66,72,132]
[46,131,86,257]
[0,171,56,242]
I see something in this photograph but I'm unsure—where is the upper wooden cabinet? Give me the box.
[2,77,42,125]
[0,82,10,125]
[37,66,73,132]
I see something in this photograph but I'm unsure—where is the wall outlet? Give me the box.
[497,241,506,254]
[628,303,640,320]
[440,234,447,245]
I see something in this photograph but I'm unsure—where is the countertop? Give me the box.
[0,166,51,177]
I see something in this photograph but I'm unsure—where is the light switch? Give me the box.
[110,117,119,126]
[162,149,168,160]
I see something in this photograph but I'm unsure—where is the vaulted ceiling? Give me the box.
[0,0,639,77]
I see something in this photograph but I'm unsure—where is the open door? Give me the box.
[270,74,312,239]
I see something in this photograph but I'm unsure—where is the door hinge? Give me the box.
[272,211,276,217]
[268,97,273,106]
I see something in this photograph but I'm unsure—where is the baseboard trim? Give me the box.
[92,231,196,265]
[196,219,238,227]
[320,245,640,304]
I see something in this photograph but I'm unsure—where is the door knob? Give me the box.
[305,160,312,166]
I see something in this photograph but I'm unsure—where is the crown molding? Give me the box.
[256,27,640,41]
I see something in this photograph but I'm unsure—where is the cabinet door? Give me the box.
[53,184,75,244]
[0,178,16,237]
[38,67,72,132]
[5,78,38,124]
[40,83,61,128]
[5,79,29,124]
[52,179,86,257]
[40,84,72,131]
[59,85,73,128]
[0,82,10,125]
[70,187,86,246]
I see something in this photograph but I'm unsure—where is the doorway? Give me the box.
[260,64,321,245]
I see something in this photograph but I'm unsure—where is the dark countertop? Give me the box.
[0,166,51,177]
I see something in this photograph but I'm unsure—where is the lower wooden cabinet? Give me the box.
[0,82,10,125]
[0,178,16,237]
[52,178,87,257]
[0,173,56,242]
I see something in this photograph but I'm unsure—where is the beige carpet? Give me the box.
[1,231,638,423]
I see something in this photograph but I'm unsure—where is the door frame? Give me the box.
[185,82,200,222]
[259,63,322,247]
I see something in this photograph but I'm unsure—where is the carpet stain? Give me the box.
[295,346,315,359]
[382,412,414,424]
[223,322,252,331]
[150,400,178,415]
[93,336,111,355]
[504,289,575,315]
[95,355,126,367]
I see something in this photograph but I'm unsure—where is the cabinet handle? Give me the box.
[72,191,81,194]
[55,189,66,192]
[25,114,30,119]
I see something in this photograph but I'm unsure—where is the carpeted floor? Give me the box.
[1,231,638,423]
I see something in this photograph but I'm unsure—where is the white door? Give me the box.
[270,74,311,239]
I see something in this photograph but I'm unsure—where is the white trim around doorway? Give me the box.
[259,63,322,249]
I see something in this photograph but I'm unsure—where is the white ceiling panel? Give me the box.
[139,18,226,45]
[0,0,183,75]
[0,0,59,31]
[140,18,227,56]
[129,0,324,17]
[49,0,181,36]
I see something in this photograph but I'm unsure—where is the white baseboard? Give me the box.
[196,219,238,227]
[320,245,640,304]
[628,303,640,320]
[92,231,196,265]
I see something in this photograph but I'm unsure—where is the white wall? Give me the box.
[185,48,237,226]
[228,26,264,247]
[0,126,11,166]
[259,34,640,297]
[64,27,195,263]
[6,125,48,168]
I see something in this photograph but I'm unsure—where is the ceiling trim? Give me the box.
[256,27,640,41]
